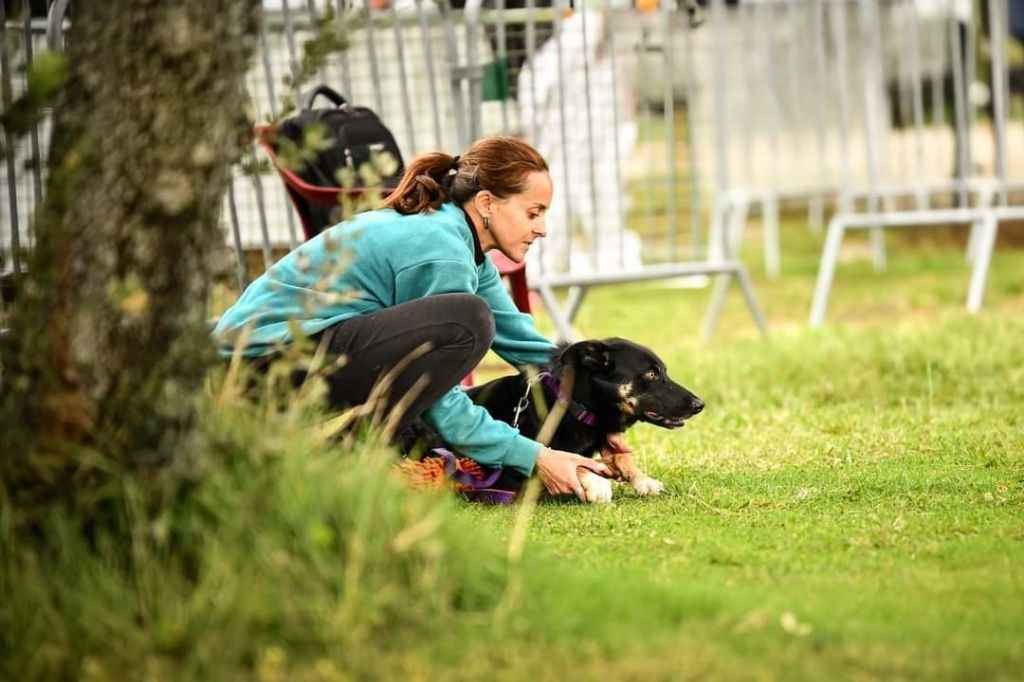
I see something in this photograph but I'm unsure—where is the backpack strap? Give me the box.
[305,85,348,110]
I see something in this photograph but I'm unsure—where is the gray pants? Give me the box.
[305,293,495,436]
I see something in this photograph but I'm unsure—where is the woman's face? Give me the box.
[482,171,553,264]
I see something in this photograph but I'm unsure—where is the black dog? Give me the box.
[465,337,704,500]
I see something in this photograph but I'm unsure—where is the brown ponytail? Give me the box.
[383,136,548,215]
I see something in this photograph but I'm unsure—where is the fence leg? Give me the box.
[965,184,994,264]
[870,225,887,272]
[537,283,578,342]
[227,182,249,289]
[727,196,749,257]
[707,197,728,261]
[702,265,769,340]
[735,265,769,336]
[702,272,732,341]
[966,214,998,313]
[565,285,589,324]
[809,216,847,326]
[763,194,781,278]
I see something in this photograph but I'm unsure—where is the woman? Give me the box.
[214,136,612,499]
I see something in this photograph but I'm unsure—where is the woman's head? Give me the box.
[383,136,553,263]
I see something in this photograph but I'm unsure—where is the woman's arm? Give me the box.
[475,258,556,367]
[425,386,611,492]
[423,386,542,475]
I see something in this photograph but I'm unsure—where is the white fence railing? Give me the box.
[4,0,1022,335]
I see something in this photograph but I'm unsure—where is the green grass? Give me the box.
[5,218,1024,680]
[466,219,1024,679]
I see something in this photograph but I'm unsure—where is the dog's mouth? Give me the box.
[642,410,686,429]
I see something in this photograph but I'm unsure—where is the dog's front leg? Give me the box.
[601,451,665,497]
[577,467,614,504]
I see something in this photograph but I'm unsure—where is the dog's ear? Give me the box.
[568,340,614,374]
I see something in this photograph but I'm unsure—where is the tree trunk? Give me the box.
[1,1,260,510]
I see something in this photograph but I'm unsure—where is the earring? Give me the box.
[483,216,491,232]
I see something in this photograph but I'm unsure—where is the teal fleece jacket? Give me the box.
[213,202,556,475]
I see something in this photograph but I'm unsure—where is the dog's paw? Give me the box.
[632,475,665,497]
[579,470,614,504]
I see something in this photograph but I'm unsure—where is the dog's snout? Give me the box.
[690,398,705,415]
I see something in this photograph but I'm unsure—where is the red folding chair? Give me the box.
[254,124,373,241]
[254,124,532,385]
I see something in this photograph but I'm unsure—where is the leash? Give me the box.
[512,371,545,430]
[409,448,518,505]
[538,372,599,427]
[512,370,600,431]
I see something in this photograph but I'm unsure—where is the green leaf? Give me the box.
[0,51,68,143]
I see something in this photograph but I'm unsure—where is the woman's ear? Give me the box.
[473,189,493,219]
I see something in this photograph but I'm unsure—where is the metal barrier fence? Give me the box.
[1,7,49,281]
[803,0,1024,324]
[3,0,1022,335]
[229,0,770,340]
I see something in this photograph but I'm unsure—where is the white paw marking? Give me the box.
[579,470,614,504]
[632,476,665,496]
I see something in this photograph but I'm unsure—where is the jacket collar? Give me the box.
[455,203,486,266]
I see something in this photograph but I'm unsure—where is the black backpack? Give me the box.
[275,85,405,236]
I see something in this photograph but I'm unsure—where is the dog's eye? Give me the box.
[643,369,659,381]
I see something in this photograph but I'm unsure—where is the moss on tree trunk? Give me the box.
[1,1,261,515]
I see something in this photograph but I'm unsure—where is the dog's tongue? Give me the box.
[646,410,685,428]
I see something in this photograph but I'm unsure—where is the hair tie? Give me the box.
[449,155,461,171]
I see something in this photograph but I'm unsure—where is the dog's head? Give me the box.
[553,338,704,431]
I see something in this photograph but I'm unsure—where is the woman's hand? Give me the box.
[535,447,611,500]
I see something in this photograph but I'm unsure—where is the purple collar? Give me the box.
[538,372,600,427]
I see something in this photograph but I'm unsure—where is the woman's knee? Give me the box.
[436,293,495,350]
